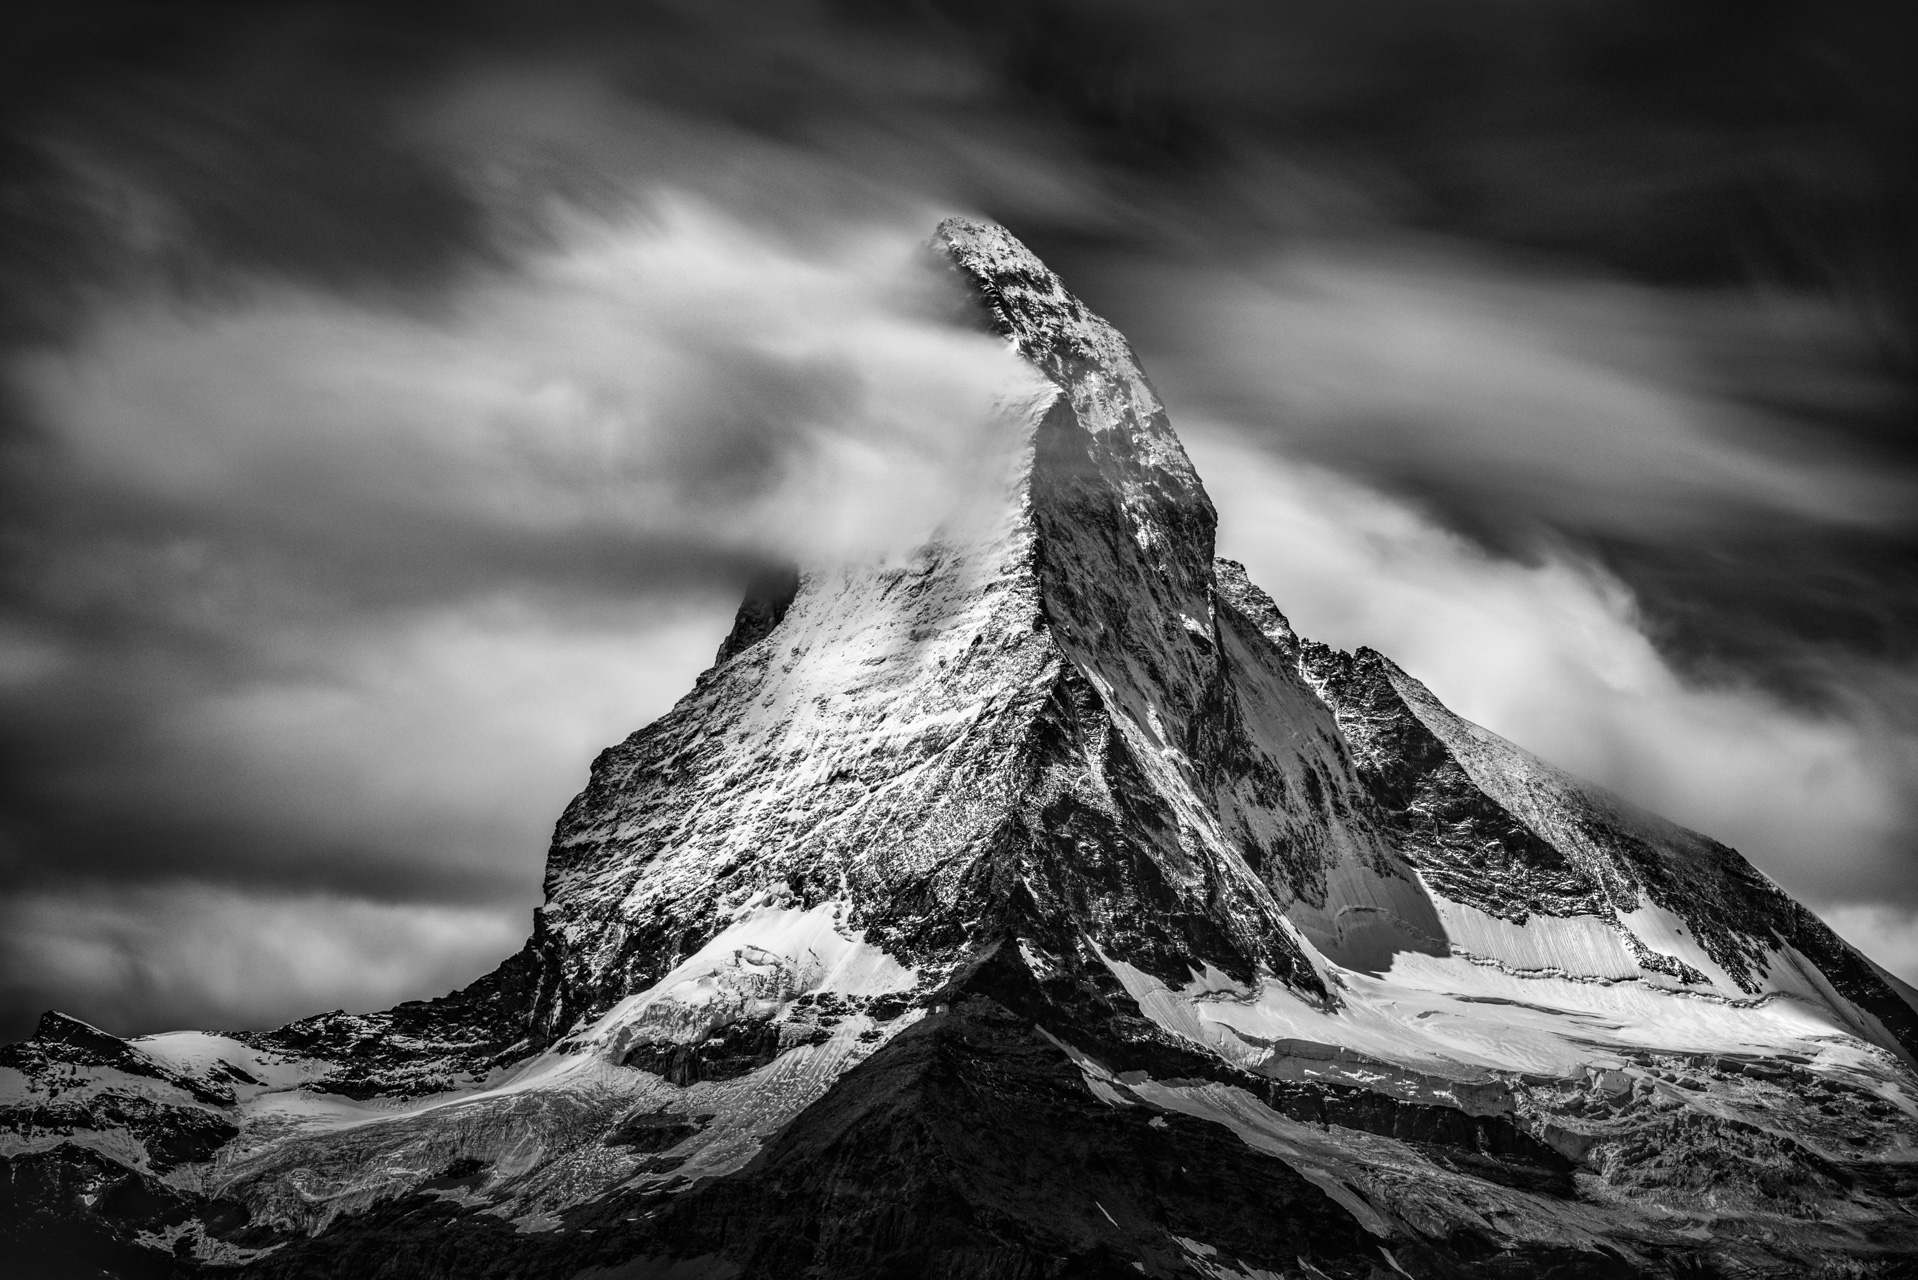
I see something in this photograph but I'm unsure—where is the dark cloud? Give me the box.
[3,0,1914,1038]
[1,3,493,349]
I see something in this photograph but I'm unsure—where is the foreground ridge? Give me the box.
[5,220,1917,1280]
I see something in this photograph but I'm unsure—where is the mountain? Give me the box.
[5,220,1917,1280]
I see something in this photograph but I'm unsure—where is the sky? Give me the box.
[2,0,1914,1042]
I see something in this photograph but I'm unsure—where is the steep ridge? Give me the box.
[4,220,1917,1280]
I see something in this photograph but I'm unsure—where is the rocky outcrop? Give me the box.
[6,220,1917,1280]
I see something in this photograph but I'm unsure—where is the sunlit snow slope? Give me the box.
[5,220,1917,1280]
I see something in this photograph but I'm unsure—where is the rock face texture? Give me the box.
[6,221,1918,1280]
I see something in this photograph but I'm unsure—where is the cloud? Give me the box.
[14,197,1035,576]
[0,882,528,1037]
[1817,904,1918,993]
[1097,243,1913,539]
[0,592,729,900]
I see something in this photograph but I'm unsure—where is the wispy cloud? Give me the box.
[0,883,528,1036]
[18,196,1034,570]
[1117,245,1913,540]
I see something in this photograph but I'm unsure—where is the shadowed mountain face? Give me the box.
[5,223,1917,1280]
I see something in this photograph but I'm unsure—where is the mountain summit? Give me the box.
[6,221,1917,1279]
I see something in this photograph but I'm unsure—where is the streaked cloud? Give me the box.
[1116,246,1913,539]
[0,884,529,1036]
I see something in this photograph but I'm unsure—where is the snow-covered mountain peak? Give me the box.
[6,220,1917,1279]
[933,217,1145,384]
[525,220,1320,1043]
[934,214,1201,499]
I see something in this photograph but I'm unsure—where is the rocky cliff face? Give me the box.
[6,221,1917,1280]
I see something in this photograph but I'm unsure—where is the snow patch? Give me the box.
[579,894,916,1059]
[1428,895,1642,981]
[1103,928,1888,1086]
